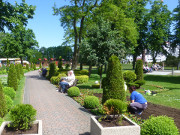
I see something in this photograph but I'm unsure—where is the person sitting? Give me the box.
[128,86,147,115]
[145,65,152,72]
[59,70,75,93]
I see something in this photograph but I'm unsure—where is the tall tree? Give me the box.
[53,0,99,69]
[172,0,180,57]
[148,0,172,63]
[0,0,36,32]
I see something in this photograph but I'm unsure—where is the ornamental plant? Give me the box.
[33,63,36,70]
[8,64,18,91]
[3,87,16,99]
[58,56,63,71]
[135,59,144,81]
[0,80,7,117]
[49,62,56,79]
[19,64,24,78]
[141,116,179,135]
[84,96,99,109]
[102,55,126,104]
[9,104,37,130]
[123,70,136,84]
[5,95,13,111]
[26,64,30,71]
[75,75,89,84]
[65,63,70,70]
[15,64,20,81]
[67,86,80,97]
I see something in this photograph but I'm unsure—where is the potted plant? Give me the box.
[0,104,42,135]
[90,99,140,135]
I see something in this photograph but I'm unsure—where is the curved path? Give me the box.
[24,70,92,135]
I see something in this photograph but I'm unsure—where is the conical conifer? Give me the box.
[8,64,18,91]
[135,59,144,80]
[102,55,126,104]
[0,80,7,117]
[19,64,24,78]
[26,64,29,71]
[15,64,20,81]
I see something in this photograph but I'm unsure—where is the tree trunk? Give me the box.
[142,49,146,65]
[88,64,92,77]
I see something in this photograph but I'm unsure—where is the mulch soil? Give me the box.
[93,93,180,130]
[2,123,38,135]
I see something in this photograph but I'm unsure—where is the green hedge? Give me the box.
[123,70,136,84]
[3,87,16,99]
[50,73,66,85]
[67,86,80,97]
[76,75,89,84]
[84,96,99,109]
[92,84,100,88]
[5,95,13,111]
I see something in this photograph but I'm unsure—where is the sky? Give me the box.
[8,0,178,49]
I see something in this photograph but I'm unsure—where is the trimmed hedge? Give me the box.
[102,55,126,104]
[8,64,18,91]
[141,116,179,135]
[67,86,80,97]
[84,96,99,109]
[0,80,7,117]
[74,69,89,76]
[3,87,16,99]
[103,99,127,115]
[92,84,100,88]
[5,95,13,111]
[49,62,56,79]
[135,60,144,80]
[50,73,66,85]
[76,75,89,84]
[9,104,36,130]
[123,70,136,84]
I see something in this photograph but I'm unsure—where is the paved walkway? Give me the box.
[23,70,92,135]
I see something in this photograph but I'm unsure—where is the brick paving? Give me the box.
[23,70,92,135]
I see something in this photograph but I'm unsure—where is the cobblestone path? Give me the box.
[24,70,91,135]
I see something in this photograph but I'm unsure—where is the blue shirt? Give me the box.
[130,91,147,104]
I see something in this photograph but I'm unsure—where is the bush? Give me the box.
[8,64,18,91]
[0,80,7,117]
[5,95,13,111]
[19,64,24,78]
[33,63,36,70]
[102,55,126,104]
[0,117,3,126]
[135,60,144,80]
[49,62,56,79]
[123,70,136,84]
[9,104,36,130]
[50,73,66,85]
[141,116,179,135]
[3,87,16,99]
[65,64,70,70]
[134,80,145,87]
[15,64,20,80]
[26,64,30,71]
[92,84,100,88]
[76,75,89,84]
[84,96,99,109]
[74,70,89,75]
[58,56,63,71]
[103,99,127,115]
[67,86,80,97]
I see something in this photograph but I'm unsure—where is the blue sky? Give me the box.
[8,0,178,48]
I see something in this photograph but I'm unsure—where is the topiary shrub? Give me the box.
[0,80,7,117]
[67,86,80,97]
[8,64,18,91]
[134,80,145,88]
[141,116,179,135]
[0,117,3,126]
[39,62,42,69]
[123,70,136,84]
[26,64,30,71]
[15,64,20,81]
[65,64,70,70]
[58,56,63,71]
[5,95,13,111]
[103,99,127,116]
[9,104,37,130]
[33,63,36,70]
[102,55,126,104]
[19,64,24,78]
[135,60,144,81]
[76,75,89,84]
[49,62,56,79]
[84,96,99,109]
[3,87,16,99]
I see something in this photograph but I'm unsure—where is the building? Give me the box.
[0,58,29,67]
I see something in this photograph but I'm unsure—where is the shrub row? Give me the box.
[76,75,89,84]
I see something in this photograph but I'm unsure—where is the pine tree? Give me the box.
[8,64,18,91]
[0,80,7,117]
[135,59,144,80]
[102,55,126,104]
